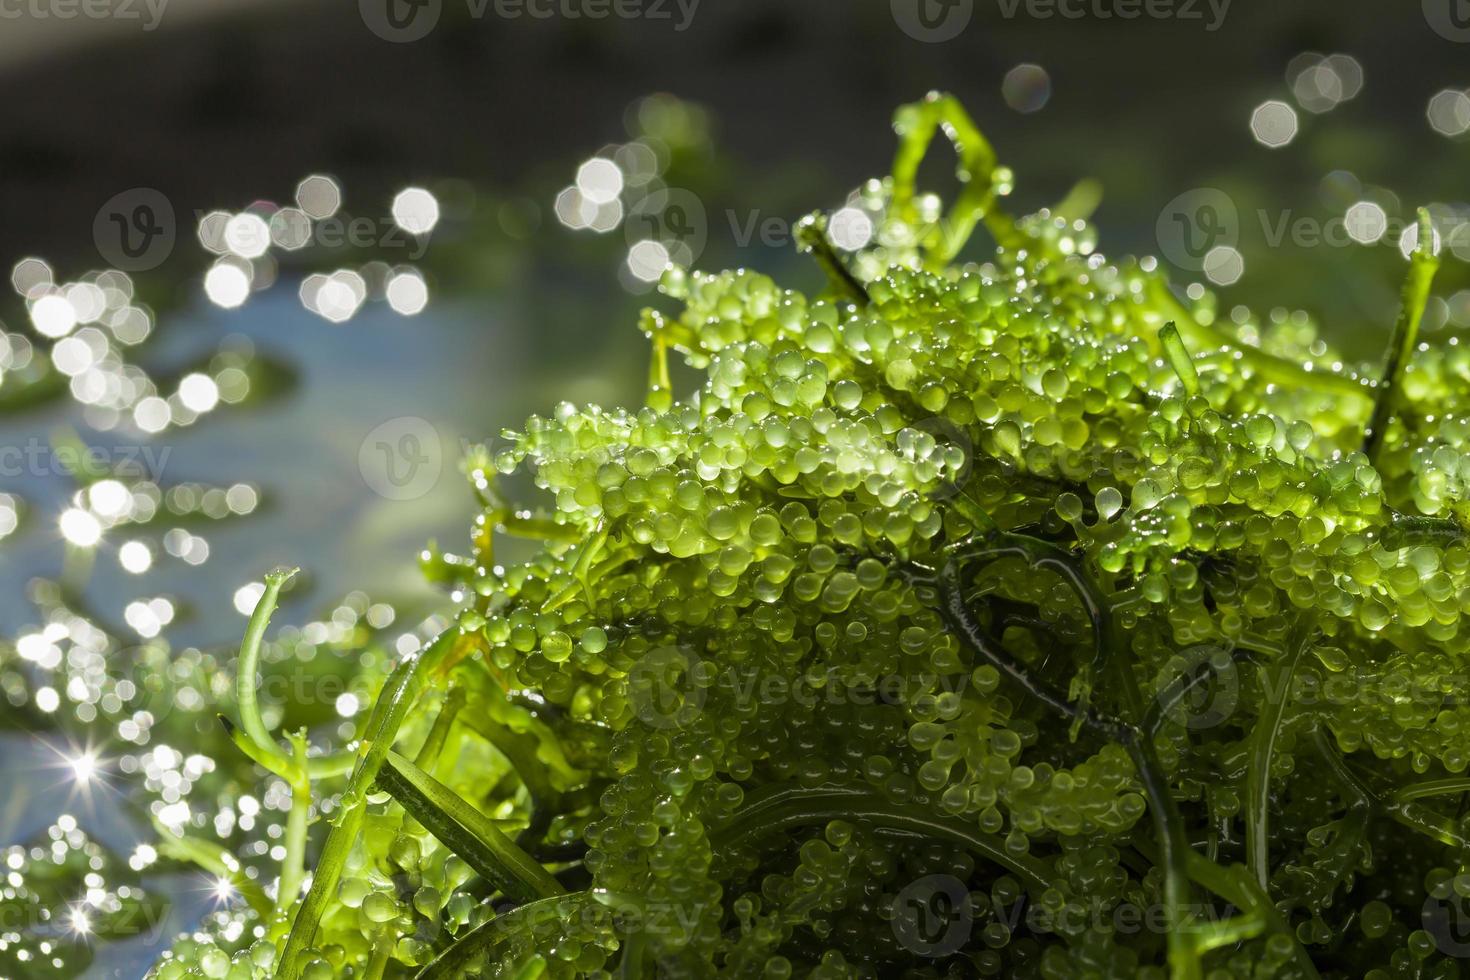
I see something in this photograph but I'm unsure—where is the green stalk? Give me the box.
[236,567,298,758]
[617,932,647,979]
[1109,674,1195,980]
[1324,733,1470,850]
[709,783,1055,894]
[232,566,354,780]
[1245,617,1313,891]
[278,627,464,980]
[150,817,272,918]
[414,688,465,773]
[378,750,564,903]
[364,932,393,980]
[1159,322,1201,398]
[925,532,1209,977]
[891,91,1013,265]
[1387,800,1470,849]
[276,732,310,916]
[1364,207,1441,464]
[280,802,363,967]
[1181,853,1317,978]
[1394,777,1470,803]
[794,213,871,306]
[1149,280,1369,401]
[414,894,588,980]
[646,332,673,412]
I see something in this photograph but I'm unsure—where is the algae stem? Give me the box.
[151,817,272,919]
[236,567,298,761]
[891,91,1014,265]
[380,750,565,902]
[278,628,465,979]
[795,213,870,306]
[276,732,310,916]
[1245,616,1313,892]
[1159,322,1201,398]
[232,567,353,779]
[1148,280,1370,401]
[1394,778,1470,803]
[413,894,589,980]
[710,784,1056,895]
[1364,207,1441,464]
[646,333,673,412]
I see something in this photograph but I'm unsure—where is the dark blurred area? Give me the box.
[3,1,1470,326]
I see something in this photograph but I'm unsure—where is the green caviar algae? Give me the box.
[154,94,1470,980]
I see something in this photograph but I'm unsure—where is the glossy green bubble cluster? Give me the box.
[154,94,1470,979]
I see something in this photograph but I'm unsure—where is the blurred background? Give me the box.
[3,1,1470,974]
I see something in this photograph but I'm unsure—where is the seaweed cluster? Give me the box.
[155,94,1470,978]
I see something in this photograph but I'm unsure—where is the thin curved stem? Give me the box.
[927,550,1134,743]
[235,566,298,761]
[1318,727,1470,851]
[795,213,870,306]
[1149,280,1370,402]
[279,627,467,980]
[1245,616,1313,892]
[231,566,355,781]
[1145,645,1255,738]
[1160,322,1201,398]
[942,531,1126,734]
[364,930,394,980]
[709,783,1055,894]
[890,91,1014,266]
[1364,207,1441,463]
[923,533,1202,979]
[276,732,310,915]
[379,750,564,903]
[150,816,272,919]
[1394,778,1470,803]
[413,894,588,980]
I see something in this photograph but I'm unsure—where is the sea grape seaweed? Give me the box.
[152,92,1470,979]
